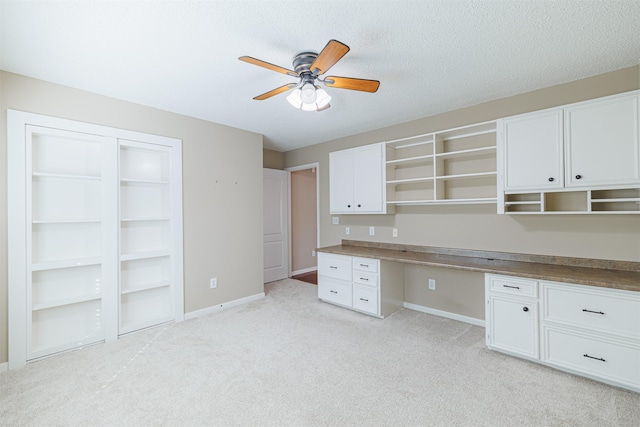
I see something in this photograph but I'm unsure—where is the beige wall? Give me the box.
[284,65,640,320]
[291,168,318,272]
[263,148,284,169]
[0,71,264,364]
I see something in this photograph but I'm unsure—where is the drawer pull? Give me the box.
[359,264,368,267]
[582,309,605,315]
[583,354,606,362]
[330,290,338,294]
[359,277,368,281]
[329,266,338,269]
[359,298,369,302]
[503,284,520,290]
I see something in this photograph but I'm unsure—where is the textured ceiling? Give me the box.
[2,1,640,152]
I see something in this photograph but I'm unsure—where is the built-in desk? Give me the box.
[316,240,640,392]
[317,240,640,292]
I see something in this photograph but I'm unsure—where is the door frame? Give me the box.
[285,162,320,277]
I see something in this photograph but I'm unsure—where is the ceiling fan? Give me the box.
[239,39,380,112]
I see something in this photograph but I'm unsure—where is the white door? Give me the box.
[263,169,289,283]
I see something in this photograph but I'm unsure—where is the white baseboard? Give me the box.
[184,292,265,320]
[403,302,485,327]
[0,362,7,373]
[291,266,317,276]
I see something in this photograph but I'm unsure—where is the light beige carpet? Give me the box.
[1,279,638,426]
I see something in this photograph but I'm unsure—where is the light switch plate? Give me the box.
[332,217,339,225]
[369,226,375,236]
[346,227,350,235]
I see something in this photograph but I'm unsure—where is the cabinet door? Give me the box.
[487,295,539,359]
[353,143,384,213]
[565,94,640,187]
[329,150,354,213]
[502,109,563,191]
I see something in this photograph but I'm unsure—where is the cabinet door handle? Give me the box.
[329,266,338,269]
[347,204,351,208]
[503,284,520,290]
[359,277,368,281]
[522,306,529,312]
[357,204,361,208]
[582,309,605,315]
[330,290,338,294]
[575,174,582,180]
[548,177,555,182]
[583,354,606,362]
[359,298,369,302]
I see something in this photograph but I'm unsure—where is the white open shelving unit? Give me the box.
[8,110,184,369]
[119,141,176,334]
[385,121,498,206]
[503,187,640,214]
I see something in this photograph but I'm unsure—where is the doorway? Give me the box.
[286,163,319,284]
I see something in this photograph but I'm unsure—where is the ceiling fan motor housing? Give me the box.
[292,51,319,76]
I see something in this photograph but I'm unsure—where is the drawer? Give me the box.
[542,325,640,389]
[541,282,640,339]
[352,284,379,315]
[318,253,352,281]
[318,277,352,307]
[486,274,537,298]
[353,257,378,273]
[353,271,378,287]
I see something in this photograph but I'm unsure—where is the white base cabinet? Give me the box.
[540,281,640,391]
[318,253,403,318]
[485,274,640,392]
[485,275,539,360]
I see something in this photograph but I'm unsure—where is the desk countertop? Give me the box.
[317,241,640,293]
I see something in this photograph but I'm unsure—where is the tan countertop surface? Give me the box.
[317,241,640,293]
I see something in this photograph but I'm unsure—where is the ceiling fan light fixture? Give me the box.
[286,88,303,108]
[315,88,331,109]
[300,102,318,112]
[300,83,317,104]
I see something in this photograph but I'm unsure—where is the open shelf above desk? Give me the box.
[385,121,497,207]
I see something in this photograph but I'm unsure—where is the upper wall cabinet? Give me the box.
[500,90,640,214]
[502,109,564,191]
[565,93,640,188]
[330,142,388,214]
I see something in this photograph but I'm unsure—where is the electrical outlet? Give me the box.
[369,226,375,236]
[210,277,217,289]
[345,226,350,235]
[312,250,316,257]
[332,216,339,225]
[392,228,398,238]
[428,279,436,290]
